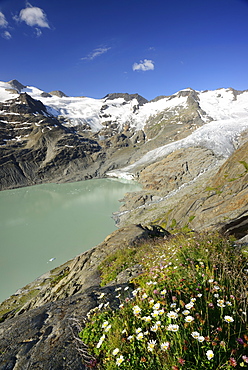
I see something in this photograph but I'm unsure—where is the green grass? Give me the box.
[239,161,248,172]
[99,247,139,286]
[80,232,248,369]
[0,288,40,322]
[50,267,70,287]
[205,186,223,195]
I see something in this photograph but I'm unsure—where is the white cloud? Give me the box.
[35,28,42,37]
[82,47,111,60]
[17,3,50,28]
[132,59,155,72]
[0,11,8,28]
[2,30,12,39]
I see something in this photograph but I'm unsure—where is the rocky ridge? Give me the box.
[0,81,248,369]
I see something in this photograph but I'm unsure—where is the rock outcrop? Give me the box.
[49,90,68,98]
[0,286,118,370]
[8,79,26,93]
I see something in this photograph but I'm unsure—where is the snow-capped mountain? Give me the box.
[108,89,248,179]
[1,80,248,133]
[0,79,248,189]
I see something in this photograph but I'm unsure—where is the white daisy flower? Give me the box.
[224,315,234,323]
[206,349,214,360]
[191,331,200,339]
[185,315,194,323]
[167,311,178,319]
[161,341,170,350]
[112,348,120,356]
[147,339,156,351]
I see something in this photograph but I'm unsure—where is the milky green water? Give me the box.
[0,178,140,303]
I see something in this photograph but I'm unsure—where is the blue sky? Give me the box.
[1,0,248,100]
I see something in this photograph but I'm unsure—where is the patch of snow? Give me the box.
[39,96,104,132]
[45,105,60,116]
[199,89,248,121]
[22,86,44,96]
[0,112,20,115]
[47,257,56,262]
[107,171,135,181]
[131,94,188,130]
[13,127,30,130]
[0,81,19,101]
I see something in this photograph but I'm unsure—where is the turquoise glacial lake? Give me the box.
[0,178,140,303]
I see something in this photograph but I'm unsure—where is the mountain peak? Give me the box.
[7,79,26,93]
[49,90,68,98]
[104,93,148,106]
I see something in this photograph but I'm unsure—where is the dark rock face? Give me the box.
[220,215,248,239]
[0,286,115,370]
[103,92,148,106]
[7,79,26,92]
[0,93,49,115]
[49,90,68,98]
[40,92,52,98]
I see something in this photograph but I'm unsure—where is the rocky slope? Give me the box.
[0,80,248,369]
[116,139,248,236]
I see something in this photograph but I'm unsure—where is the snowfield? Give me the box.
[0,81,19,102]
[0,81,248,179]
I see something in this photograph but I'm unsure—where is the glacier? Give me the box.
[0,80,248,181]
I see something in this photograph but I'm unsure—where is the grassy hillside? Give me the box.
[80,232,248,369]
